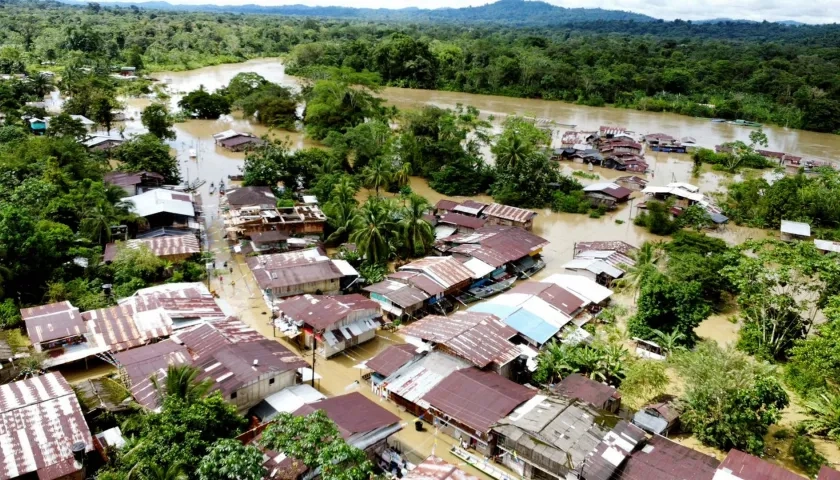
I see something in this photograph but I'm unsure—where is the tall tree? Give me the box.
[399,194,434,257]
[349,197,397,266]
[150,364,213,405]
[141,103,176,140]
[198,439,265,480]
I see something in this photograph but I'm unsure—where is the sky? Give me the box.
[112,0,839,24]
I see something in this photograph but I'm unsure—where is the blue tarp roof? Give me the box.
[502,308,559,345]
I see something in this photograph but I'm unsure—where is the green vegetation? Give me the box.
[198,439,265,480]
[533,339,628,386]
[790,435,827,476]
[221,72,299,129]
[114,133,181,183]
[141,103,177,140]
[620,359,669,409]
[178,86,231,119]
[786,298,840,395]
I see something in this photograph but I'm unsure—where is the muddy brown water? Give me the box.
[58,58,840,474]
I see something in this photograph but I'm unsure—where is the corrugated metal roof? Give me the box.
[105,236,199,262]
[115,341,192,410]
[225,186,276,207]
[819,466,840,480]
[404,456,480,480]
[501,308,560,344]
[581,420,647,480]
[583,182,633,200]
[388,272,446,297]
[483,203,537,223]
[292,392,400,439]
[278,294,379,330]
[438,213,486,230]
[453,200,487,216]
[83,304,172,352]
[554,374,618,409]
[400,257,473,290]
[441,226,548,266]
[423,368,535,433]
[121,283,226,321]
[543,274,613,304]
[384,351,471,406]
[0,373,92,480]
[366,344,419,377]
[126,189,195,218]
[715,450,803,480]
[781,220,811,237]
[435,199,459,211]
[364,280,430,308]
[23,303,84,344]
[251,230,290,244]
[400,312,518,368]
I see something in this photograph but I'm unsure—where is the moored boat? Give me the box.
[456,276,517,304]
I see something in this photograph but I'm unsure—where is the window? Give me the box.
[230,392,238,400]
[269,378,275,385]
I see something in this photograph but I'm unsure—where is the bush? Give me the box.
[551,190,590,214]
[634,200,679,235]
[790,436,826,476]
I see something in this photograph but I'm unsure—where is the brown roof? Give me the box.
[442,226,549,265]
[584,183,633,200]
[553,374,619,408]
[114,341,192,410]
[574,240,638,256]
[0,373,93,480]
[508,282,587,315]
[104,235,200,262]
[388,271,446,297]
[23,303,84,344]
[404,456,480,480]
[366,344,419,376]
[251,230,290,244]
[438,213,487,230]
[225,186,277,207]
[717,450,804,480]
[278,294,380,330]
[482,203,537,223]
[82,304,171,352]
[819,466,840,480]
[582,420,648,480]
[400,312,518,368]
[104,171,164,187]
[621,435,719,480]
[423,368,535,433]
[399,256,473,290]
[125,284,226,320]
[220,135,265,148]
[364,280,430,308]
[195,340,308,399]
[252,260,343,290]
[435,199,459,211]
[293,392,400,438]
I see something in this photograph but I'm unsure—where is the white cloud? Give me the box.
[113,0,840,24]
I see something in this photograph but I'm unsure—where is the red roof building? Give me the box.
[714,450,804,480]
[366,344,420,377]
[553,373,621,413]
[404,456,480,480]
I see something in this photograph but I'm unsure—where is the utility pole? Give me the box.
[311,331,318,388]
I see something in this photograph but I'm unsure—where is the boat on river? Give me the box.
[219,180,226,195]
[456,277,517,304]
[209,182,216,194]
[184,179,206,192]
[729,119,763,128]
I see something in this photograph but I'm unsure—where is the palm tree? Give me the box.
[651,329,687,356]
[80,203,117,245]
[150,364,213,405]
[349,198,398,266]
[128,463,188,480]
[801,388,840,441]
[399,195,434,258]
[392,162,412,190]
[493,132,533,171]
[329,176,358,206]
[360,157,393,196]
[614,241,664,303]
[324,200,356,245]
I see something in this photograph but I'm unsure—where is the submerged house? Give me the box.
[363,279,430,321]
[364,343,422,385]
[780,220,811,242]
[482,203,537,231]
[437,226,550,279]
[276,294,381,358]
[104,234,200,263]
[553,373,621,413]
[582,182,633,208]
[562,244,636,287]
[615,175,649,192]
[247,249,357,300]
[398,256,474,296]
[125,188,198,231]
[213,130,265,152]
[104,171,165,196]
[84,135,126,152]
[632,400,681,436]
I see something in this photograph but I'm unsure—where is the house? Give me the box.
[400,311,520,377]
[247,249,356,300]
[492,395,608,479]
[470,281,591,347]
[364,279,430,321]
[580,421,647,480]
[434,199,460,215]
[583,182,633,207]
[115,317,307,412]
[248,384,326,422]
[104,234,200,263]
[376,351,471,416]
[574,241,638,257]
[453,200,488,217]
[616,175,649,192]
[219,135,265,152]
[276,294,381,358]
[250,230,290,253]
[482,203,537,231]
[119,66,136,77]
[404,456,480,480]
[437,213,486,236]
[364,344,421,382]
[399,256,474,295]
[83,135,125,152]
[0,373,94,480]
[27,117,47,135]
[714,449,803,480]
[82,304,172,353]
[780,220,811,242]
[226,186,277,208]
[819,466,840,480]
[125,189,198,231]
[437,226,549,279]
[223,188,327,240]
[644,133,687,153]
[563,246,635,287]
[543,273,614,308]
[422,367,536,455]
[21,301,99,366]
[104,171,165,195]
[632,400,681,436]
[553,373,621,413]
[118,282,229,330]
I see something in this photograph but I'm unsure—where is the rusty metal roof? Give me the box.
[583,182,633,200]
[225,186,277,207]
[83,304,171,352]
[574,241,638,256]
[434,200,459,211]
[23,303,84,344]
[364,280,430,308]
[438,213,486,230]
[442,226,549,265]
[620,434,719,480]
[423,368,535,433]
[508,282,587,316]
[292,392,400,439]
[104,171,164,187]
[399,257,472,290]
[278,294,380,330]
[248,250,344,290]
[114,341,192,410]
[366,344,419,376]
[483,203,537,223]
[122,283,226,322]
[0,373,93,480]
[819,466,840,480]
[400,312,518,368]
[388,271,446,297]
[553,374,619,409]
[404,456,480,480]
[716,450,803,480]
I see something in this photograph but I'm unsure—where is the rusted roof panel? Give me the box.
[24,305,84,344]
[364,280,430,308]
[583,182,633,200]
[0,373,93,480]
[278,294,380,330]
[508,282,587,316]
[399,257,472,290]
[401,311,518,368]
[405,456,480,480]
[553,374,619,410]
[251,260,343,290]
[423,368,535,433]
[716,450,803,480]
[292,392,400,438]
[125,283,226,320]
[574,241,638,256]
[819,466,840,480]
[434,200,459,211]
[438,213,486,230]
[225,186,276,208]
[620,434,719,480]
[366,344,419,377]
[483,203,537,223]
[251,230,290,244]
[83,304,144,352]
[443,226,549,265]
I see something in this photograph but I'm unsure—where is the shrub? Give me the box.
[790,436,826,476]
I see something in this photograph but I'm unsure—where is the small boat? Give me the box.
[456,277,517,304]
[189,148,197,159]
[729,119,763,128]
[681,136,696,144]
[219,180,226,195]
[209,183,216,194]
[710,118,726,123]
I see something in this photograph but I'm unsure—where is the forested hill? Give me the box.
[60,0,657,25]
